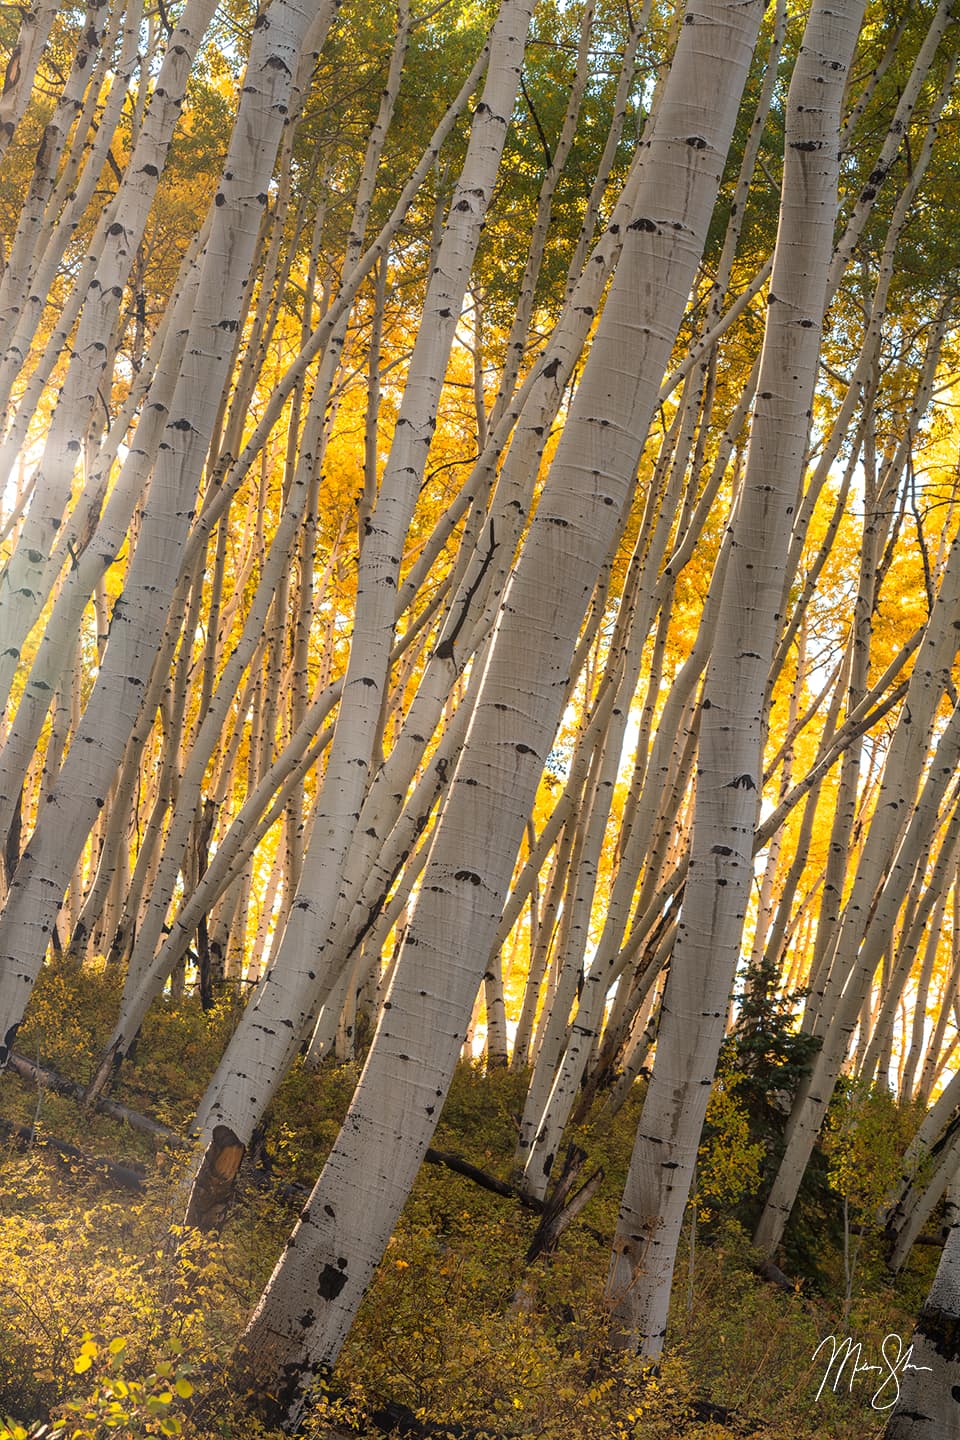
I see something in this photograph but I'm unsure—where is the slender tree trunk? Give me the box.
[231,2,767,1421]
[0,0,223,711]
[606,0,865,1355]
[188,0,538,1164]
[884,1186,960,1439]
[0,1,59,166]
[755,534,960,1256]
[0,0,321,1065]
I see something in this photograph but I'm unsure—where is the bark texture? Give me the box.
[606,0,866,1355]
[233,1,767,1421]
[884,1208,960,1439]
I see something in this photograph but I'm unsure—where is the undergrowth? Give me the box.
[0,964,937,1439]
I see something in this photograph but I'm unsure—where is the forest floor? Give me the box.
[0,963,938,1440]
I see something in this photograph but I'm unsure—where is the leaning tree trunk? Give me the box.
[754,529,960,1259]
[186,0,537,1169]
[0,1,58,167]
[883,1200,960,1439]
[0,0,321,1066]
[230,1,768,1426]
[605,0,866,1358]
[0,0,222,715]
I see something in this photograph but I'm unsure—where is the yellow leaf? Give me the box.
[174,1377,193,1398]
[73,1354,93,1374]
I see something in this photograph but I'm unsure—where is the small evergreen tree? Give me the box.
[703,958,839,1280]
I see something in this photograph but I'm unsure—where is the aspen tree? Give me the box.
[516,16,789,1179]
[0,0,224,713]
[899,884,951,1102]
[606,0,866,1354]
[0,1,58,166]
[187,0,539,1170]
[0,0,324,1065]
[0,0,117,366]
[802,312,955,1038]
[108,82,397,999]
[887,1125,960,1275]
[755,530,960,1257]
[232,2,767,1419]
[0,228,207,861]
[4,6,959,1416]
[917,885,960,1104]
[885,1061,960,1265]
[884,1196,960,1438]
[859,789,960,1083]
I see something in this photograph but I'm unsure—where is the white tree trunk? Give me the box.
[755,531,960,1257]
[0,0,223,712]
[884,1188,960,1439]
[189,0,537,1158]
[0,1,58,165]
[0,0,318,1065]
[232,1,767,1420]
[606,0,865,1356]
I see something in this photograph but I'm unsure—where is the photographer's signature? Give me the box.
[811,1333,932,1410]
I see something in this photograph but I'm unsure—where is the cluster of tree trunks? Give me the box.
[1,0,960,1430]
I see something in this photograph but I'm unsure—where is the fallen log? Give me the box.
[424,1147,544,1211]
[6,1051,186,1145]
[5,1056,610,1257]
[0,1115,146,1192]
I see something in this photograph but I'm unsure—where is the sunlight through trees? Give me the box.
[1,0,960,1434]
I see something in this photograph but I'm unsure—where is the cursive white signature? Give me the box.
[811,1333,933,1410]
